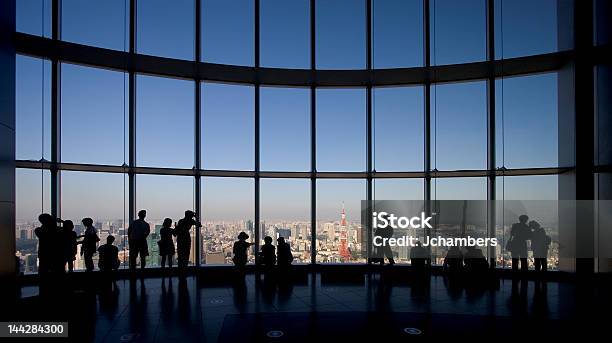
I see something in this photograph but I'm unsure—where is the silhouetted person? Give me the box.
[34,213,58,274]
[157,218,175,270]
[61,220,78,272]
[98,235,120,272]
[410,241,430,271]
[530,221,551,272]
[508,214,531,271]
[128,209,150,271]
[276,237,293,268]
[232,231,254,269]
[374,218,395,265]
[260,236,276,270]
[463,246,489,272]
[443,246,463,273]
[81,217,100,272]
[175,210,201,271]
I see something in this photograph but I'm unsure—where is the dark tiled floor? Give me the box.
[5,272,610,342]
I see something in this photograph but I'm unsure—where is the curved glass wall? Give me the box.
[14,0,579,271]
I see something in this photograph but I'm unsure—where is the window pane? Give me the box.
[433,81,487,170]
[17,0,51,37]
[495,175,559,270]
[316,89,366,171]
[374,179,423,200]
[61,0,128,51]
[202,0,254,66]
[260,87,310,171]
[260,0,309,68]
[373,178,424,264]
[316,0,366,69]
[373,86,423,172]
[261,178,311,264]
[62,64,127,165]
[372,0,423,68]
[202,82,254,170]
[16,169,51,274]
[430,0,486,65]
[201,177,254,265]
[137,75,194,168]
[136,175,196,267]
[16,55,51,161]
[317,179,366,263]
[61,171,128,270]
[432,177,487,265]
[137,0,194,60]
[496,73,558,168]
[495,0,569,59]
[432,177,487,200]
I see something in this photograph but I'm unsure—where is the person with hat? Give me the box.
[233,231,254,269]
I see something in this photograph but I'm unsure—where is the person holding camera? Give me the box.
[175,210,201,272]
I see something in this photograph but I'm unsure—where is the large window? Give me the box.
[496,73,558,169]
[16,169,51,274]
[316,0,366,70]
[260,87,310,171]
[317,179,366,263]
[202,82,254,170]
[202,0,254,66]
[16,55,50,161]
[316,88,366,172]
[137,0,195,60]
[260,178,311,264]
[61,64,127,165]
[496,175,559,269]
[13,0,571,271]
[430,0,487,65]
[495,0,571,59]
[16,0,51,38]
[372,0,423,68]
[432,81,487,171]
[136,175,196,267]
[61,0,128,51]
[61,171,128,270]
[201,177,254,265]
[373,86,424,172]
[260,0,310,69]
[137,75,194,169]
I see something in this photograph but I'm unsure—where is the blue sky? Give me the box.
[15,0,562,222]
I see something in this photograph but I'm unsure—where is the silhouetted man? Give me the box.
[508,214,531,271]
[276,237,293,268]
[175,210,201,271]
[128,210,150,271]
[98,235,120,272]
[81,218,100,272]
[34,213,58,274]
[374,214,395,266]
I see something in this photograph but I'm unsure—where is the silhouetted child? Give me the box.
[276,237,293,268]
[508,214,531,271]
[530,221,551,272]
[61,220,78,272]
[98,235,120,272]
[443,246,463,273]
[232,231,254,269]
[157,218,175,269]
[260,236,276,269]
[81,218,100,272]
